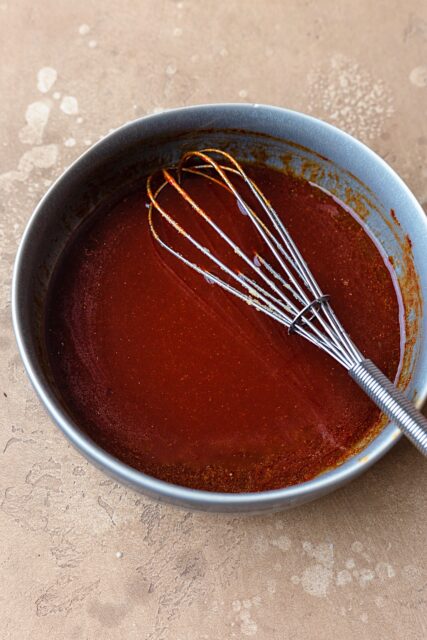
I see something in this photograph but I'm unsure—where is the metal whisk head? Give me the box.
[145,148,427,458]
[146,149,363,370]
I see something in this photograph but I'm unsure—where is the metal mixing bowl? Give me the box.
[12,104,427,512]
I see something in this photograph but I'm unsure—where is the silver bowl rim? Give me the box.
[12,103,427,510]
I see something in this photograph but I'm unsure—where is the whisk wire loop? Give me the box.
[147,149,362,369]
[183,151,363,366]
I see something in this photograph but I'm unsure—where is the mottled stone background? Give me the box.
[1,1,426,638]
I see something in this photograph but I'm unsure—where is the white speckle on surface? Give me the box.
[53,91,61,100]
[88,39,97,49]
[358,568,375,587]
[0,144,59,191]
[240,613,257,636]
[166,64,177,76]
[78,23,90,35]
[19,101,51,145]
[375,562,396,580]
[292,542,335,597]
[302,541,334,569]
[19,144,59,171]
[220,48,228,57]
[76,116,83,124]
[64,137,76,147]
[234,599,258,637]
[173,27,182,36]
[60,96,79,115]
[307,54,394,142]
[238,89,248,98]
[252,535,269,554]
[409,65,427,87]
[360,613,369,623]
[345,558,355,569]
[336,569,352,586]
[232,600,241,612]
[300,564,332,598]
[115,551,123,559]
[84,139,92,146]
[152,106,165,114]
[270,535,291,552]
[37,67,57,93]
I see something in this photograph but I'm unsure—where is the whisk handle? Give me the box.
[349,359,427,456]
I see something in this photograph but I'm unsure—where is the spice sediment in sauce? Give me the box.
[45,164,401,492]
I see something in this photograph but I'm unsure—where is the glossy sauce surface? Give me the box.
[45,165,401,492]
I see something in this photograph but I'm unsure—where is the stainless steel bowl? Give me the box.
[12,104,427,512]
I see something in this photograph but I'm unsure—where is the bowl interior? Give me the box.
[13,106,427,511]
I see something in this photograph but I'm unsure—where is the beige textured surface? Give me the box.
[1,1,427,638]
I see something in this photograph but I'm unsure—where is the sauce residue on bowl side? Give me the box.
[45,164,401,492]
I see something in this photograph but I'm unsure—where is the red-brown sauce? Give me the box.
[45,164,401,492]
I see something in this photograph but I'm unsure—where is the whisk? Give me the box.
[147,148,427,456]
